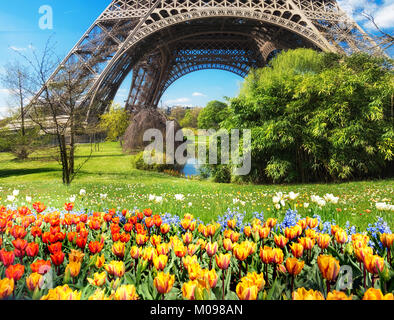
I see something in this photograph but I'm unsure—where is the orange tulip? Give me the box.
[265,218,277,229]
[354,246,373,263]
[95,254,105,269]
[272,248,284,264]
[105,261,125,278]
[153,254,168,271]
[114,284,139,300]
[50,251,65,266]
[296,219,307,230]
[243,225,251,237]
[285,257,304,276]
[174,244,187,258]
[326,290,353,300]
[317,255,340,282]
[223,238,234,251]
[187,262,202,281]
[136,234,148,246]
[66,261,82,278]
[274,235,288,248]
[87,271,107,287]
[292,287,325,300]
[142,247,157,263]
[112,241,125,259]
[183,255,198,270]
[26,242,39,258]
[236,280,258,300]
[130,246,140,259]
[290,243,304,258]
[0,249,15,267]
[160,223,170,234]
[150,234,162,247]
[259,246,274,264]
[156,243,169,256]
[380,233,394,248]
[298,237,315,251]
[69,249,85,263]
[154,272,175,294]
[5,264,25,281]
[30,260,51,275]
[206,242,218,257]
[26,272,44,291]
[182,232,193,245]
[258,227,270,239]
[362,288,394,300]
[205,268,218,288]
[317,234,331,250]
[305,229,317,239]
[187,244,199,256]
[364,254,385,274]
[41,285,81,300]
[306,217,319,229]
[182,280,198,300]
[227,219,236,230]
[233,243,249,261]
[335,229,348,244]
[215,253,231,270]
[0,278,14,299]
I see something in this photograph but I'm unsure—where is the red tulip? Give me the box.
[5,264,25,281]
[26,242,39,257]
[50,251,65,266]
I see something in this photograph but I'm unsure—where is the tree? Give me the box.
[180,107,202,128]
[0,62,42,159]
[169,106,188,123]
[99,102,129,145]
[198,100,228,130]
[222,48,394,183]
[19,38,94,184]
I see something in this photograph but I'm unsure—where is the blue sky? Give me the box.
[0,0,393,117]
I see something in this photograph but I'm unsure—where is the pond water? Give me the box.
[181,157,201,177]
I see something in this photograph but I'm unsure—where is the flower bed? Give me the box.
[0,202,393,300]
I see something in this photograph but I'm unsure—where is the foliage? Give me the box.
[179,107,202,129]
[198,100,229,130]
[222,49,394,183]
[99,103,130,143]
[133,150,183,173]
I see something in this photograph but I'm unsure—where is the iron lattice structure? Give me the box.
[32,0,381,120]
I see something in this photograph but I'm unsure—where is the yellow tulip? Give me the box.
[317,255,340,282]
[154,272,175,295]
[114,284,139,300]
[292,287,324,300]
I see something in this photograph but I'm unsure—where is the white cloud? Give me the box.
[164,97,191,105]
[338,0,394,30]
[192,92,206,97]
[8,46,27,52]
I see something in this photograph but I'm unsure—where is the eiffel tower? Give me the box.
[32,0,380,121]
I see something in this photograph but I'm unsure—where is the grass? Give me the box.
[0,141,393,230]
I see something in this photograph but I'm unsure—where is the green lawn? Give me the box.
[0,141,393,230]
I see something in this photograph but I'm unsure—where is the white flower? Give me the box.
[26,196,32,203]
[100,193,107,200]
[13,189,19,196]
[272,196,280,204]
[288,192,299,200]
[376,202,390,211]
[303,202,309,208]
[7,195,15,202]
[280,199,285,207]
[154,196,163,204]
[79,189,86,196]
[69,195,76,203]
[188,202,192,207]
[274,203,281,210]
[174,194,185,201]
[323,193,339,204]
[148,194,156,201]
